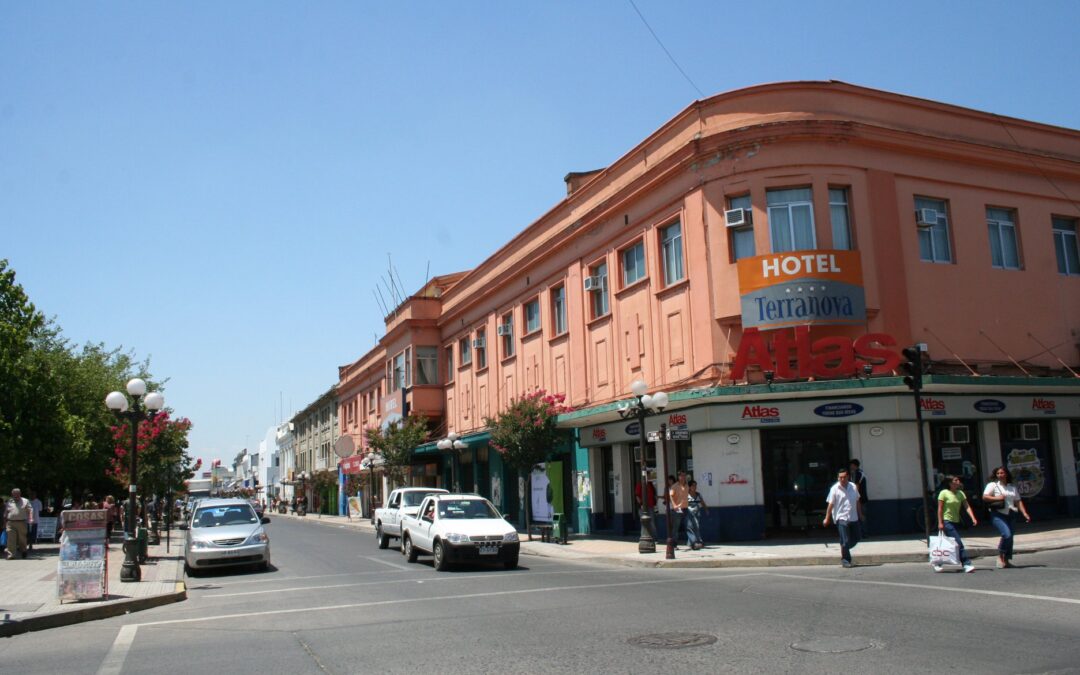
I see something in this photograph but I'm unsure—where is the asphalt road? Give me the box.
[2,516,1080,674]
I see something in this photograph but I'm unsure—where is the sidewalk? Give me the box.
[283,511,1080,569]
[0,529,186,637]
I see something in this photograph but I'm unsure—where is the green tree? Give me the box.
[364,414,430,488]
[0,259,46,488]
[484,390,568,537]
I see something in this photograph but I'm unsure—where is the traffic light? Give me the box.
[901,346,923,391]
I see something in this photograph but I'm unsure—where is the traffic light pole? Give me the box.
[903,345,933,543]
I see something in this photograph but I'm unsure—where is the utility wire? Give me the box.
[628,0,705,99]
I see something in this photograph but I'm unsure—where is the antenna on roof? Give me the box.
[392,262,408,302]
[373,289,389,317]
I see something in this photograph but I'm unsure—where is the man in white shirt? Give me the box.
[4,488,31,559]
[822,469,864,568]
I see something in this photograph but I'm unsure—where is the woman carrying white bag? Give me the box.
[934,475,978,573]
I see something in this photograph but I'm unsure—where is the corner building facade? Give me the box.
[338,81,1080,540]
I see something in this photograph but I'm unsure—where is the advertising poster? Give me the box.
[58,509,108,602]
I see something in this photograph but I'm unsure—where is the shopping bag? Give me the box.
[0,530,6,547]
[929,531,959,566]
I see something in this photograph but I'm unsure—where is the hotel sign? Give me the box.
[737,250,866,330]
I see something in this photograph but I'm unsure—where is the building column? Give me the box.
[1052,419,1079,516]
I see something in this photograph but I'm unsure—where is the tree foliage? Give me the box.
[364,414,430,488]
[0,259,191,503]
[484,391,569,532]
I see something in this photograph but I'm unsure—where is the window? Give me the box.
[660,222,684,285]
[767,187,815,252]
[589,261,609,318]
[415,347,438,385]
[501,312,515,358]
[729,194,755,261]
[459,337,471,366]
[404,347,413,387]
[987,207,1020,270]
[621,241,646,286]
[1053,216,1080,275]
[915,196,952,263]
[391,352,405,392]
[524,298,541,334]
[551,285,567,335]
[475,328,487,369]
[830,188,852,250]
[445,346,454,383]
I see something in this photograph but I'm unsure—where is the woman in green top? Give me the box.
[935,475,979,573]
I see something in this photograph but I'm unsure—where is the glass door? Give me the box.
[762,426,850,532]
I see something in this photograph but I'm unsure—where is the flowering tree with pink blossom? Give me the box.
[110,411,195,499]
[484,390,570,538]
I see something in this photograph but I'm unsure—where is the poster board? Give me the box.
[36,517,58,541]
[58,510,108,602]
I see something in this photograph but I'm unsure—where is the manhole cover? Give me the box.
[628,633,718,649]
[790,637,876,653]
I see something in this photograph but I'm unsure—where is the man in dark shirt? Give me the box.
[849,459,869,536]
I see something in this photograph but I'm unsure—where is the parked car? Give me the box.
[374,487,449,549]
[399,494,519,571]
[184,498,271,575]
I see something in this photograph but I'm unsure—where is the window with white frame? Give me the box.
[415,346,438,385]
[501,313,515,358]
[459,337,472,365]
[621,240,646,286]
[1052,216,1080,276]
[767,187,816,252]
[475,328,487,369]
[524,298,541,334]
[589,261,609,318]
[660,222,684,285]
[445,346,454,383]
[830,188,852,250]
[987,207,1021,270]
[915,196,952,263]
[729,194,755,261]
[551,285,567,335]
[404,346,412,387]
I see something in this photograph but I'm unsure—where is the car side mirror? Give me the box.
[261,516,271,524]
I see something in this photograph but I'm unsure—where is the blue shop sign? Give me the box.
[624,422,641,436]
[813,402,864,418]
[974,399,1006,413]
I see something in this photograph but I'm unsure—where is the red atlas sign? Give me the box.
[731,326,901,381]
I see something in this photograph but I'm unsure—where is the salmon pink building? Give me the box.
[336,81,1080,541]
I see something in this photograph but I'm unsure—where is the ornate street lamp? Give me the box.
[105,378,165,582]
[437,432,467,493]
[617,380,668,555]
[360,452,383,523]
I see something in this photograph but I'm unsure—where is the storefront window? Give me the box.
[929,422,980,499]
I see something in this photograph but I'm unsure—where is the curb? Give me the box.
[0,580,186,638]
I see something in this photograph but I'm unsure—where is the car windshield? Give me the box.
[437,499,501,520]
[193,505,258,528]
[402,491,439,507]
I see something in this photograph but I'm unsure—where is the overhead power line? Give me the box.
[628,0,705,99]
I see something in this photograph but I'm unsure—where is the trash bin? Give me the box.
[552,513,566,544]
[136,526,149,563]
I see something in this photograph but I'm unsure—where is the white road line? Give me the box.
[363,555,410,571]
[201,567,633,599]
[96,624,138,675]
[139,573,768,627]
[766,572,1080,605]
[193,569,405,588]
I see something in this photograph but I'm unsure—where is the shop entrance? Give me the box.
[762,426,850,532]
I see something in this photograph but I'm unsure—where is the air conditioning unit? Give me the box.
[583,276,603,292]
[496,324,513,337]
[471,337,485,349]
[725,208,751,227]
[1020,423,1040,441]
[943,425,970,444]
[916,208,939,227]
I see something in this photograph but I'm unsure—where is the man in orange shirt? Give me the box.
[669,471,690,548]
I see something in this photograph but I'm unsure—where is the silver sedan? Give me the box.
[184,498,271,576]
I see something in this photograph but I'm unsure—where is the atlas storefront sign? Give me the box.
[737,250,866,330]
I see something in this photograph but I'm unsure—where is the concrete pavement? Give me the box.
[0,529,186,637]
[281,509,1080,569]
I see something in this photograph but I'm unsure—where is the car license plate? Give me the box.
[221,549,243,556]
[478,544,499,555]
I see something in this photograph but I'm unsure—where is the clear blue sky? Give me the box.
[4,1,1079,468]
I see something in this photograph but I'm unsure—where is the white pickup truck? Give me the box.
[399,493,520,571]
[374,487,448,549]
